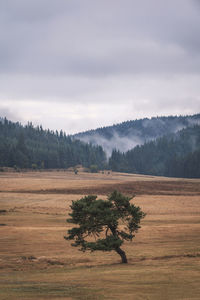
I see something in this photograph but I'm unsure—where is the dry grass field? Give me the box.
[0,170,200,299]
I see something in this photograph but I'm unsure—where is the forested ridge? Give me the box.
[74,114,200,155]
[109,125,200,178]
[76,114,200,139]
[0,118,106,169]
[0,115,200,178]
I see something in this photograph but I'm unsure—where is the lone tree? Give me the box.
[65,191,145,263]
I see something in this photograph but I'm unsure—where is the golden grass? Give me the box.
[0,171,200,299]
[1,170,198,192]
[0,170,151,191]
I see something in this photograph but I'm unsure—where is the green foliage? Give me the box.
[109,125,200,178]
[89,164,98,173]
[65,191,146,263]
[75,114,200,148]
[0,118,107,170]
[31,163,38,170]
[73,167,78,175]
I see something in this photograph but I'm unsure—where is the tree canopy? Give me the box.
[65,191,146,263]
[109,125,200,178]
[0,118,106,169]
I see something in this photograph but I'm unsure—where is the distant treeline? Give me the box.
[75,114,200,140]
[0,118,106,169]
[109,125,200,178]
[1,117,200,178]
[74,113,200,156]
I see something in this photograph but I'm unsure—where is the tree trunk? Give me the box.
[115,247,128,263]
[108,226,128,263]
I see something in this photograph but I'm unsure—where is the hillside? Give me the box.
[109,124,200,178]
[74,114,200,156]
[0,118,106,169]
[1,114,200,178]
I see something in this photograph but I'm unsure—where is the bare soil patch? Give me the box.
[11,179,199,196]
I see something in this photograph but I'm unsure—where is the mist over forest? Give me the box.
[0,113,200,178]
[74,114,200,156]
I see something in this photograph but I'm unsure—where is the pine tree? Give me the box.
[65,191,146,263]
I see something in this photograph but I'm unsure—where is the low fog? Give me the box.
[75,115,200,156]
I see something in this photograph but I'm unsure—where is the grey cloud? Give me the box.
[0,0,200,133]
[0,0,75,23]
[0,0,200,77]
[0,106,21,122]
[1,73,200,110]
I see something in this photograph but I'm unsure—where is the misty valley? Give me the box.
[0,113,200,178]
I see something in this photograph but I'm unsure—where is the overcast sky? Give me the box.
[0,0,200,134]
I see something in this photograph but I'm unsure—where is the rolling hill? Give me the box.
[1,114,200,178]
[109,124,200,178]
[0,118,106,169]
[74,114,200,156]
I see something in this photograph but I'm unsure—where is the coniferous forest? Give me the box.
[74,114,200,155]
[0,118,106,170]
[0,115,200,178]
[109,125,200,178]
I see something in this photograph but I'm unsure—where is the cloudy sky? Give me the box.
[0,0,200,134]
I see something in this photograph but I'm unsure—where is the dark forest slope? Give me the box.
[74,114,200,156]
[0,118,106,169]
[1,115,200,178]
[109,125,200,178]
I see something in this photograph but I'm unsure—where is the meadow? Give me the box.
[0,170,200,299]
